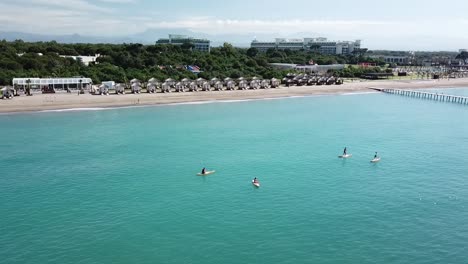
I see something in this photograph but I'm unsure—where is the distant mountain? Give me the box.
[0,31,137,44]
[0,30,258,47]
[0,29,333,48]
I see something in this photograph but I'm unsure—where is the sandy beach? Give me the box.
[1,78,468,113]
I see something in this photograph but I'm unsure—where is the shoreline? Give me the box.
[1,78,468,114]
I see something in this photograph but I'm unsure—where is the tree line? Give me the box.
[0,39,388,85]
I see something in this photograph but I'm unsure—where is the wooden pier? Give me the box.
[371,88,468,105]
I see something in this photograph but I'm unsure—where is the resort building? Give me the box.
[251,38,361,55]
[12,77,92,91]
[60,54,101,66]
[156,34,211,52]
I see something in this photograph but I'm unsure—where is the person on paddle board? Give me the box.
[343,147,347,155]
[253,177,258,183]
[201,167,206,174]
[374,152,378,159]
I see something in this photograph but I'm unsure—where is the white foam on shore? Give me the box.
[39,107,109,113]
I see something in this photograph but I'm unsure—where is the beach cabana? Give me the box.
[161,82,171,93]
[213,81,224,91]
[260,80,270,89]
[226,81,236,90]
[270,78,280,88]
[147,83,157,93]
[115,83,126,94]
[307,77,317,85]
[249,80,259,89]
[316,77,326,85]
[174,82,184,92]
[98,84,109,95]
[224,77,232,84]
[201,81,211,91]
[196,77,205,85]
[238,80,248,90]
[1,87,14,99]
[188,81,198,92]
[131,83,141,94]
[326,77,336,85]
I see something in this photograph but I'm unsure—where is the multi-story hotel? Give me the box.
[251,37,361,55]
[156,34,211,52]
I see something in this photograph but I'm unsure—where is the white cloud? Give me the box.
[11,0,111,12]
[146,18,393,35]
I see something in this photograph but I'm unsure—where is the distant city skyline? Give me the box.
[0,0,467,51]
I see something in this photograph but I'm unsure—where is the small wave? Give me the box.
[39,107,108,113]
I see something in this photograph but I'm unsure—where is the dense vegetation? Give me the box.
[0,40,387,85]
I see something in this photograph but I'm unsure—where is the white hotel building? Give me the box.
[251,37,361,55]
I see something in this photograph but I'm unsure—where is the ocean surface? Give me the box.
[1,88,468,264]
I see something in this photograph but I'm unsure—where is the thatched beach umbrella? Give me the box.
[181,78,191,85]
[210,77,219,85]
[148,77,159,84]
[196,78,206,86]
[130,78,140,84]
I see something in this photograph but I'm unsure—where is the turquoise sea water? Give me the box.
[1,89,468,264]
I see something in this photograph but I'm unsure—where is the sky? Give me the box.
[0,0,467,50]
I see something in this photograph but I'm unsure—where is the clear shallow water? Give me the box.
[1,90,468,264]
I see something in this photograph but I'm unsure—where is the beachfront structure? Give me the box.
[156,34,210,52]
[251,38,361,55]
[12,77,92,91]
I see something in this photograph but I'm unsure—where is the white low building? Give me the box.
[12,77,92,90]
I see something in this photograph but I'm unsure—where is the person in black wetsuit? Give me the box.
[201,167,206,174]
